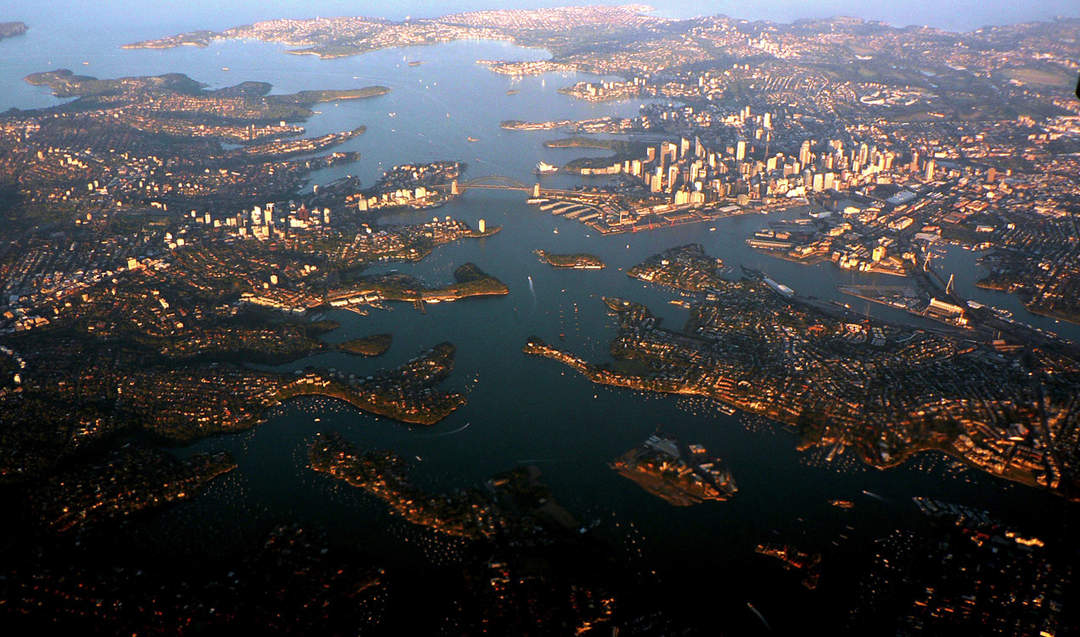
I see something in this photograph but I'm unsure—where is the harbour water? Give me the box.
[2,7,1077,631]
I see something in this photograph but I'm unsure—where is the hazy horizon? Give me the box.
[5,0,1080,36]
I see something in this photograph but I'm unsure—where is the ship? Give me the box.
[408,60,422,67]
[506,89,520,96]
[466,136,479,142]
[535,161,558,174]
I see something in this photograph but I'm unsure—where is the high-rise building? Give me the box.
[662,141,678,164]
[736,140,746,161]
[925,159,936,181]
[799,140,811,167]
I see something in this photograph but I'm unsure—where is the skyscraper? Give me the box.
[799,140,811,167]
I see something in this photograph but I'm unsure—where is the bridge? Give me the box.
[431,175,577,196]
[458,175,531,192]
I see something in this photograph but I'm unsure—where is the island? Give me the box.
[534,249,605,270]
[611,432,737,506]
[337,333,392,357]
[0,21,28,40]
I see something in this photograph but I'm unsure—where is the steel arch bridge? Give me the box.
[458,175,531,191]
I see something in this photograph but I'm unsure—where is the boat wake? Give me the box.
[426,421,471,437]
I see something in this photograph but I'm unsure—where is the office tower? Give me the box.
[799,140,811,167]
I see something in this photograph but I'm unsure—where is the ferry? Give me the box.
[535,161,558,174]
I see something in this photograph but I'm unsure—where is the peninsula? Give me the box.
[611,432,737,506]
[523,248,1080,499]
[331,264,508,307]
[309,431,578,540]
[280,343,466,425]
[28,448,236,533]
